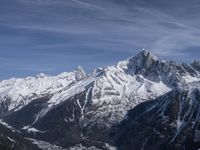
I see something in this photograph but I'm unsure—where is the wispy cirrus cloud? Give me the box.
[0,0,200,79]
[71,0,103,9]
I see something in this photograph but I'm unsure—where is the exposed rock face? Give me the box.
[112,82,200,150]
[0,120,40,150]
[126,50,200,87]
[192,61,200,72]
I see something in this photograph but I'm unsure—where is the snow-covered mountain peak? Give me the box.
[115,50,200,87]
[36,73,47,78]
[135,49,158,60]
[116,50,158,70]
[96,50,200,89]
[92,67,104,75]
[74,66,87,81]
[0,68,88,112]
[125,50,160,74]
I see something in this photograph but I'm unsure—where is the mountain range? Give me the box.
[0,50,200,150]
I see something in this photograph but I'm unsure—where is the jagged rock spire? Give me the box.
[74,66,87,81]
[126,50,159,75]
[191,60,200,71]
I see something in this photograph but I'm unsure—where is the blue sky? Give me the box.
[0,0,200,80]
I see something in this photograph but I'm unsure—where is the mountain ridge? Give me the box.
[0,50,200,149]
[112,81,200,150]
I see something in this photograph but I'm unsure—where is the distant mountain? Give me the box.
[0,50,200,149]
[112,81,200,150]
[0,66,86,113]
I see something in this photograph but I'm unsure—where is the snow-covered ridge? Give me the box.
[0,66,86,111]
[112,81,200,150]
[120,50,200,87]
[0,50,199,115]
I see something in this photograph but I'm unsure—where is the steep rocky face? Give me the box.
[125,50,200,87]
[3,90,115,149]
[112,82,200,150]
[192,61,200,72]
[0,120,40,150]
[74,66,87,81]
